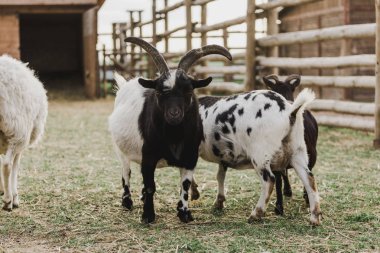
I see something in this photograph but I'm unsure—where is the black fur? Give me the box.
[247,127,252,136]
[256,109,262,118]
[199,96,222,109]
[136,70,206,223]
[263,91,285,111]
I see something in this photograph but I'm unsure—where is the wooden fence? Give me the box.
[98,0,380,148]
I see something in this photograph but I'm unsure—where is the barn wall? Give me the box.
[0,14,20,59]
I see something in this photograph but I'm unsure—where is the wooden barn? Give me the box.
[279,0,376,101]
[0,0,105,98]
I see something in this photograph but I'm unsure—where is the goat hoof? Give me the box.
[284,189,292,197]
[213,194,226,210]
[141,211,155,224]
[191,190,200,201]
[177,209,194,223]
[2,200,12,211]
[247,215,263,224]
[274,205,284,216]
[122,195,133,210]
[303,194,310,206]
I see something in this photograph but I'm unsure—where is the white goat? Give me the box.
[0,55,48,211]
[198,88,322,225]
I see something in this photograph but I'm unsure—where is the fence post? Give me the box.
[244,0,256,91]
[102,44,107,98]
[149,0,158,78]
[185,0,193,51]
[223,28,232,81]
[129,11,136,77]
[138,10,144,76]
[164,0,169,53]
[374,0,380,148]
[267,8,279,75]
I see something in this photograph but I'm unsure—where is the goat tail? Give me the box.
[289,88,315,121]
[113,72,128,92]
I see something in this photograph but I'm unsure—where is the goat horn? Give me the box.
[178,45,232,73]
[124,37,169,74]
[285,74,300,83]
[264,74,280,82]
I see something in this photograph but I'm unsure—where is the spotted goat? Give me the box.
[108,37,232,223]
[0,55,48,211]
[195,76,322,225]
[263,74,318,216]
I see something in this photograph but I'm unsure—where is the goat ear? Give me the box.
[192,76,213,89]
[262,75,278,90]
[287,75,301,91]
[138,78,157,89]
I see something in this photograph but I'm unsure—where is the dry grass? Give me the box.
[0,98,379,252]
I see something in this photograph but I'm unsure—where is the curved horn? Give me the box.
[178,45,232,73]
[124,37,169,74]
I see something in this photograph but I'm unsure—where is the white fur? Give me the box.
[199,89,321,224]
[0,55,48,210]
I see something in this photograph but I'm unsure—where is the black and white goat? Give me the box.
[0,55,48,211]
[196,80,322,225]
[108,37,232,223]
[263,74,318,216]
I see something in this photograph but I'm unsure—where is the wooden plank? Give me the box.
[194,65,246,74]
[193,0,215,5]
[258,23,376,47]
[156,1,183,14]
[82,6,98,98]
[185,0,192,51]
[256,0,321,10]
[310,99,374,116]
[0,0,98,5]
[257,55,376,69]
[198,82,245,94]
[375,0,380,148]
[313,112,374,132]
[0,14,20,59]
[244,0,256,91]
[269,76,376,88]
[194,16,246,33]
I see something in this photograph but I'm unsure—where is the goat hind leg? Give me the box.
[11,153,21,208]
[2,147,16,211]
[190,175,200,200]
[274,171,284,215]
[248,162,275,223]
[214,163,227,209]
[291,153,321,225]
[282,171,293,197]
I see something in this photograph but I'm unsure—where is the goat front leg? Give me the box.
[2,147,17,211]
[248,162,275,223]
[141,159,157,224]
[177,168,194,223]
[120,154,133,210]
[291,153,321,226]
[214,163,227,209]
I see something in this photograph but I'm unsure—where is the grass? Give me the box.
[0,98,380,252]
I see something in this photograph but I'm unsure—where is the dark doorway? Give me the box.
[20,14,84,99]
